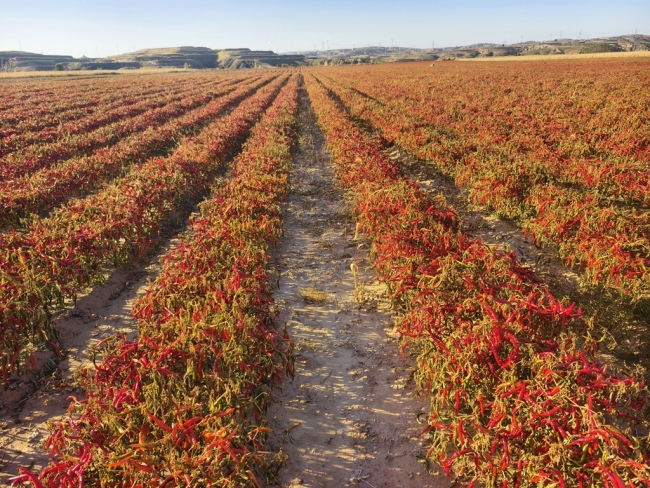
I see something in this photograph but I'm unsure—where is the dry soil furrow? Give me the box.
[265,90,449,488]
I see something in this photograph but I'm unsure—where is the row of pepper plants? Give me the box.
[0,76,246,182]
[305,72,650,487]
[0,75,224,158]
[0,74,272,228]
[0,76,141,122]
[0,71,204,129]
[314,62,650,304]
[0,73,157,111]
[321,61,650,205]
[12,74,299,488]
[0,78,173,141]
[0,73,287,381]
[0,78,218,179]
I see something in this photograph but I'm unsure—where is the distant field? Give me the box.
[0,66,200,79]
[460,49,650,61]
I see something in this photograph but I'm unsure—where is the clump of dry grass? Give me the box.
[300,285,328,304]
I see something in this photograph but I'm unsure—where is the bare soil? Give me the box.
[265,89,450,488]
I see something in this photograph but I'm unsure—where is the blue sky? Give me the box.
[1,0,648,57]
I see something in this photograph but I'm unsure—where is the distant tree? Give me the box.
[1,58,18,73]
[580,43,621,54]
[54,63,64,71]
[184,62,190,70]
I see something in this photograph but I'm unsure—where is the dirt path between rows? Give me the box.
[0,231,183,487]
[265,89,450,488]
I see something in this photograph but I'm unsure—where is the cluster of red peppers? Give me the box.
[11,74,298,488]
[305,73,650,487]
[0,74,287,384]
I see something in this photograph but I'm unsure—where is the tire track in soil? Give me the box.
[0,217,191,487]
[265,88,450,488]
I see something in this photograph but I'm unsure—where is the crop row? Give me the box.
[0,80,211,160]
[0,74,287,380]
[0,75,224,157]
[0,74,273,228]
[0,72,210,123]
[0,75,180,132]
[305,73,650,487]
[0,77,250,183]
[0,77,128,114]
[0,75,220,141]
[0,73,146,107]
[0,81,156,138]
[12,74,299,488]
[322,61,650,205]
[315,70,650,303]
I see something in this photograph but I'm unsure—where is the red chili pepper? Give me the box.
[146,412,172,434]
[478,393,485,417]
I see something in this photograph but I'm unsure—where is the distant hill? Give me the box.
[107,46,219,69]
[0,52,78,72]
[300,34,650,65]
[0,47,307,72]
[1,35,648,72]
[216,49,306,69]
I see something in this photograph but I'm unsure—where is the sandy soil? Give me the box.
[265,89,450,488]
[0,233,183,486]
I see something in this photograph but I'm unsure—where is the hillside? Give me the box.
[0,51,77,71]
[217,49,306,69]
[302,34,650,64]
[107,46,219,68]
[1,35,647,72]
[0,46,307,72]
